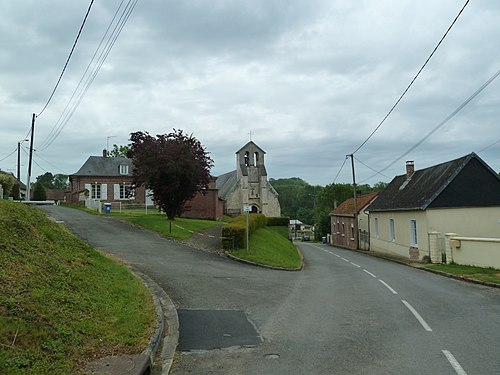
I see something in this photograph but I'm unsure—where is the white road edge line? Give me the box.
[350,262,361,268]
[334,254,341,258]
[341,257,349,262]
[379,279,398,294]
[363,269,376,278]
[442,350,467,375]
[401,300,432,332]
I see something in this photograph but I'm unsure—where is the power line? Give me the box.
[478,138,500,153]
[37,0,139,152]
[332,156,349,183]
[353,156,391,180]
[351,0,470,155]
[33,151,69,174]
[37,0,95,117]
[0,148,17,163]
[358,66,500,184]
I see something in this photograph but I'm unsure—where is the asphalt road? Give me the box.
[41,206,500,375]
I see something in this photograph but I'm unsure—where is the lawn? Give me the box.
[127,214,222,240]
[0,200,156,374]
[426,263,500,284]
[229,226,301,269]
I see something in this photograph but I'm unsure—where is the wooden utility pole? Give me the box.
[17,142,21,181]
[26,114,35,201]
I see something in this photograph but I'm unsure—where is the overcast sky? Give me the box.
[1,0,499,187]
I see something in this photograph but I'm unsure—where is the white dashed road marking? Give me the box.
[442,350,467,375]
[401,300,433,332]
[363,269,377,278]
[350,262,361,268]
[379,279,398,294]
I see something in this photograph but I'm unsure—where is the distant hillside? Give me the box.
[0,201,155,374]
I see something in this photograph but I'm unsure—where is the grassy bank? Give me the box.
[229,226,301,269]
[426,263,500,284]
[0,200,156,374]
[127,214,223,240]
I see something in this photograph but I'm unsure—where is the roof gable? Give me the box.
[368,153,500,212]
[331,192,379,215]
[236,141,266,155]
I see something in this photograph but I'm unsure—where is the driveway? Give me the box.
[41,206,500,374]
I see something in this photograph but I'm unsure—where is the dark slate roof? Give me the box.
[331,192,379,216]
[367,153,500,212]
[71,156,133,177]
[216,170,238,200]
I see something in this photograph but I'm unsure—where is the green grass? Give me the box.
[229,226,301,269]
[127,214,222,240]
[426,263,500,284]
[0,200,156,374]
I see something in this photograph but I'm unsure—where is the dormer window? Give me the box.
[119,164,129,175]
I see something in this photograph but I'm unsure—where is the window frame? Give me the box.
[409,219,418,247]
[389,218,395,242]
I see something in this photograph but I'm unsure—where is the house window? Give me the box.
[410,219,418,246]
[374,218,379,238]
[351,223,355,240]
[91,183,101,199]
[120,183,134,199]
[389,219,395,241]
[119,164,129,175]
[341,222,345,236]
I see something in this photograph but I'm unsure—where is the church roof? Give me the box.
[216,170,238,200]
[235,141,266,154]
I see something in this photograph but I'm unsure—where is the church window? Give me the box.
[254,152,259,165]
[244,151,249,166]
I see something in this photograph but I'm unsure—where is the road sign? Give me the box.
[243,205,252,213]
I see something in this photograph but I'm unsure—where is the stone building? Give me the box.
[216,141,281,217]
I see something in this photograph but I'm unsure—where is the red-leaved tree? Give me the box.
[128,129,214,220]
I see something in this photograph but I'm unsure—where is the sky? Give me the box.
[1,0,499,187]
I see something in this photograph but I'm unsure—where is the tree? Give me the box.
[11,183,20,200]
[35,172,69,189]
[128,129,213,220]
[372,181,389,191]
[32,181,47,201]
[0,172,15,197]
[109,144,130,158]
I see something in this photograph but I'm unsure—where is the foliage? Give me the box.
[266,217,290,226]
[229,227,301,269]
[128,129,213,220]
[109,144,130,158]
[222,214,267,250]
[35,172,69,190]
[11,183,20,200]
[32,182,47,201]
[372,181,389,191]
[0,200,155,374]
[0,172,15,196]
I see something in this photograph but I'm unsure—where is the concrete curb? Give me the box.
[135,272,179,374]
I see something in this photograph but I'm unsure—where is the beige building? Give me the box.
[367,153,500,264]
[216,141,281,217]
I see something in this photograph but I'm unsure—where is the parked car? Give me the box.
[301,234,310,241]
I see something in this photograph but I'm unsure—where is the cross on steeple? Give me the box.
[248,130,253,141]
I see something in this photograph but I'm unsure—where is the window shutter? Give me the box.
[114,184,120,199]
[84,183,91,192]
[101,184,107,200]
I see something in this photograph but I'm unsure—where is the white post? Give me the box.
[246,210,249,254]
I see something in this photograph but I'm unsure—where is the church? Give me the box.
[216,141,281,217]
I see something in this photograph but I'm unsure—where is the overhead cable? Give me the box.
[351,0,470,155]
[37,0,95,117]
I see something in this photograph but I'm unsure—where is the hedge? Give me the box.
[222,213,267,250]
[266,217,290,226]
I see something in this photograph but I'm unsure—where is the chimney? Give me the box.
[406,161,414,178]
[103,149,108,158]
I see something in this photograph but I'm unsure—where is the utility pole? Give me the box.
[17,142,21,181]
[26,114,35,201]
[348,154,359,249]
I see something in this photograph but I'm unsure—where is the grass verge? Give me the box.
[126,214,222,240]
[229,226,301,269]
[0,200,156,374]
[426,263,500,284]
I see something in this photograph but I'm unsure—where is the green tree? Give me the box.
[32,181,47,201]
[128,129,213,220]
[0,172,15,197]
[372,181,389,191]
[11,183,20,200]
[109,144,130,158]
[35,172,68,189]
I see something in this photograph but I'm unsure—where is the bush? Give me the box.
[222,213,267,250]
[32,182,47,201]
[11,183,20,200]
[266,217,290,226]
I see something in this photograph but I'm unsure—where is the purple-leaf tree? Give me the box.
[127,129,214,220]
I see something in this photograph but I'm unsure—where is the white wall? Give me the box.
[427,207,500,237]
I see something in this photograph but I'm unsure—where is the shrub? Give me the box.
[266,217,290,226]
[32,182,47,201]
[221,213,267,250]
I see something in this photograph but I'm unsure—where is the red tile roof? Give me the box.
[331,192,379,215]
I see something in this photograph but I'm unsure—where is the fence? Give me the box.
[85,199,156,214]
